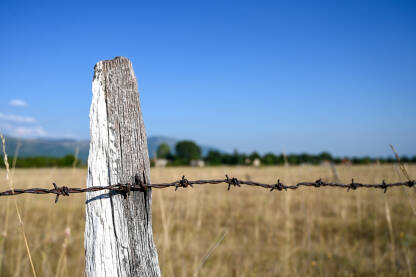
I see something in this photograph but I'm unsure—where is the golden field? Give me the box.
[0,165,415,276]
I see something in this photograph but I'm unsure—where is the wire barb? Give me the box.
[381,180,388,193]
[225,175,240,190]
[53,183,70,203]
[175,176,193,191]
[270,179,285,191]
[348,179,357,192]
[314,179,323,188]
[135,174,147,192]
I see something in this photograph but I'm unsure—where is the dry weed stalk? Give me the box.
[0,134,36,277]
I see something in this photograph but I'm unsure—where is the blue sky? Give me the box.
[0,0,415,157]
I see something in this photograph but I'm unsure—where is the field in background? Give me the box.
[0,165,415,276]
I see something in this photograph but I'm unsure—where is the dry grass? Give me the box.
[0,165,415,276]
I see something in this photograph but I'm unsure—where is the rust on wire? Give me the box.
[0,175,414,203]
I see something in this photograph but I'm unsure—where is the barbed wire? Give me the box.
[0,175,414,203]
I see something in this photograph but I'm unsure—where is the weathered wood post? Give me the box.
[85,56,161,276]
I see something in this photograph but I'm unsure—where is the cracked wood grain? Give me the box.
[85,56,161,277]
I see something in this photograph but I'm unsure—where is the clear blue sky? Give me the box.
[0,0,415,157]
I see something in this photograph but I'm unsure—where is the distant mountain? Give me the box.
[1,136,218,162]
[2,136,90,161]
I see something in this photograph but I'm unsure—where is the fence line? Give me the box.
[0,175,414,203]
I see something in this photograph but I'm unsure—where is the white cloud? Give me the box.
[9,99,28,107]
[0,112,36,123]
[0,123,46,138]
[13,126,46,137]
[0,111,44,138]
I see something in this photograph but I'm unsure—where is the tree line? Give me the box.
[155,140,416,166]
[0,155,83,168]
[0,140,414,168]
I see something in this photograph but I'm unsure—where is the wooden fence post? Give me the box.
[85,56,161,276]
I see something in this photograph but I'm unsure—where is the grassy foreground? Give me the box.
[0,165,415,276]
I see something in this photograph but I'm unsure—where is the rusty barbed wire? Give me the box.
[0,174,414,203]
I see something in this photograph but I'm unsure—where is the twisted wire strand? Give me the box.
[0,175,414,203]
